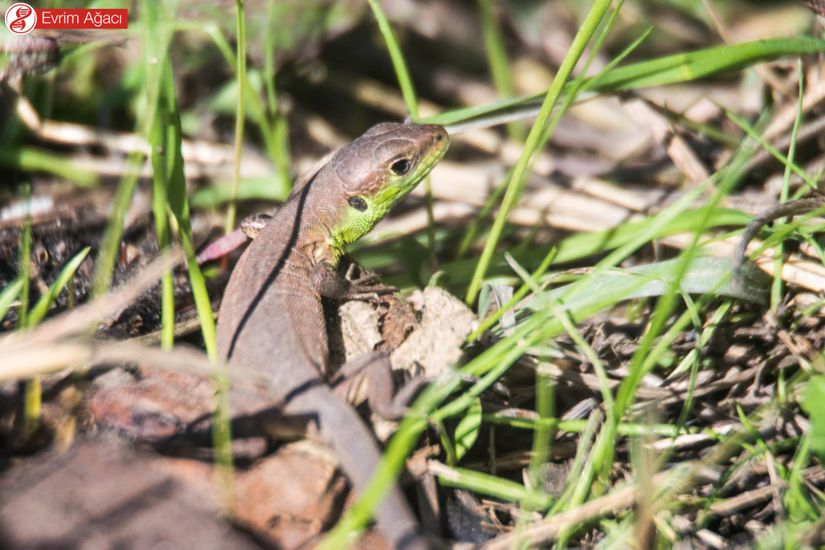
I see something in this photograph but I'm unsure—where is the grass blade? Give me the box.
[27,247,91,328]
[365,0,437,268]
[224,0,247,234]
[0,279,22,322]
[419,36,825,127]
[464,0,615,304]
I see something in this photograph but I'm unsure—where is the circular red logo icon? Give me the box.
[5,3,37,35]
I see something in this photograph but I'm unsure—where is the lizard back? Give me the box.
[217,182,329,387]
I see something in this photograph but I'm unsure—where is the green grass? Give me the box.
[366,0,437,267]
[771,62,805,311]
[324,4,825,546]
[17,185,36,435]
[224,0,247,235]
[140,0,235,504]
[464,0,616,305]
[477,0,525,142]
[417,36,825,127]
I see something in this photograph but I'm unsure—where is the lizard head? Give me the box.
[327,122,449,251]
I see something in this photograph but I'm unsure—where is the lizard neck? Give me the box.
[301,236,344,268]
[288,180,347,268]
[282,122,449,270]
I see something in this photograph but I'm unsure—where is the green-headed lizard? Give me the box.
[217,122,449,549]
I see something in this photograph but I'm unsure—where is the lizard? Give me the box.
[216,122,449,549]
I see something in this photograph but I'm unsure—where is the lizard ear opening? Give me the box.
[348,196,368,211]
[390,158,412,176]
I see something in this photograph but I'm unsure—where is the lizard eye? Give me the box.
[348,196,368,212]
[390,158,412,176]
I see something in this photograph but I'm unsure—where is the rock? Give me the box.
[0,435,260,549]
[391,288,476,377]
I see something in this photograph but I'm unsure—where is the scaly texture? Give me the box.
[217,122,448,549]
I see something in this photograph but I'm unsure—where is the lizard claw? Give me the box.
[343,262,397,299]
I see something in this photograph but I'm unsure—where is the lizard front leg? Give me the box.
[311,259,395,302]
[312,261,422,420]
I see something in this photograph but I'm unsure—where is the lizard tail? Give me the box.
[289,383,429,550]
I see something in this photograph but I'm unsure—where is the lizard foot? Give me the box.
[343,262,397,301]
[313,260,395,302]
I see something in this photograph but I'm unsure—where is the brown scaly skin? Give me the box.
[217,123,449,549]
